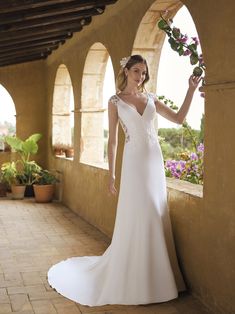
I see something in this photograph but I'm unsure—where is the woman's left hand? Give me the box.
[188,75,202,91]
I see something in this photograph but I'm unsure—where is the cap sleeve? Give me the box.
[148,92,158,103]
[108,95,119,107]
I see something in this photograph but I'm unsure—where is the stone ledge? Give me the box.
[166,177,203,198]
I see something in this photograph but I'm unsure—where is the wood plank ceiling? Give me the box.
[0,0,117,68]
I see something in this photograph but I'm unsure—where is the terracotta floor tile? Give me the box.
[78,304,137,313]
[0,287,7,295]
[4,271,22,281]
[0,200,213,314]
[28,289,62,301]
[0,303,12,313]
[9,294,33,312]
[0,292,10,303]
[7,286,27,294]
[52,297,82,313]
[21,271,44,285]
[31,299,57,313]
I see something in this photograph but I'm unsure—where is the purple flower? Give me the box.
[183,49,191,56]
[166,160,173,168]
[200,92,205,98]
[197,143,204,152]
[190,152,198,161]
[173,171,180,179]
[192,36,200,45]
[178,35,188,43]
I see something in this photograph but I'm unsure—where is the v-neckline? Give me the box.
[116,93,149,117]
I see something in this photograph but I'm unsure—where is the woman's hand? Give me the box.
[188,75,202,92]
[108,177,117,196]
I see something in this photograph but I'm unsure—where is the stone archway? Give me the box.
[0,84,16,142]
[132,0,182,92]
[80,42,115,167]
[52,64,74,147]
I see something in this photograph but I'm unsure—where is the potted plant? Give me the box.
[53,143,65,157]
[4,142,11,152]
[5,133,42,196]
[64,144,74,158]
[33,169,58,203]
[0,161,27,199]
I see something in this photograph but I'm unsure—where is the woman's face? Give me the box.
[125,62,147,88]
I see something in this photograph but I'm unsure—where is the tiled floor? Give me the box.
[0,199,212,314]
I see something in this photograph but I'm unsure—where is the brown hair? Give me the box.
[116,55,150,93]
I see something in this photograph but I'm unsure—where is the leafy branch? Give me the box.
[158,13,206,78]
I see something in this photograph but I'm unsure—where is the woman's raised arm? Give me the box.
[155,75,202,124]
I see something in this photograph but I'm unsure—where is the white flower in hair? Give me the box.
[120,56,131,68]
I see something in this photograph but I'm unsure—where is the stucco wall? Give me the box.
[0,0,234,313]
[0,61,48,167]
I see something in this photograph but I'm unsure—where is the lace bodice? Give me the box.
[109,93,158,148]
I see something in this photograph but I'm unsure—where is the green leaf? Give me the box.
[190,54,199,65]
[22,140,38,155]
[172,28,181,39]
[178,46,184,56]
[182,121,189,128]
[170,105,179,110]
[188,44,198,55]
[5,136,23,152]
[158,19,168,30]
[168,37,179,51]
[193,66,203,76]
[27,133,42,143]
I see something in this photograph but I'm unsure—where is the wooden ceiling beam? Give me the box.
[0,17,92,41]
[0,8,103,31]
[0,54,48,68]
[0,51,51,65]
[0,0,115,18]
[0,42,61,56]
[0,0,118,67]
[0,6,104,27]
[0,45,58,61]
[0,34,71,48]
[0,0,93,14]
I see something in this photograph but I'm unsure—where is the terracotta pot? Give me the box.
[54,148,65,156]
[65,148,74,158]
[11,185,26,200]
[33,184,54,203]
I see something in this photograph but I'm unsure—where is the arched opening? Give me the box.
[132,1,204,186]
[52,64,74,157]
[80,42,115,168]
[132,0,182,92]
[0,84,16,151]
[157,6,204,131]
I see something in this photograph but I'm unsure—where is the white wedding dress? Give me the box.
[48,93,186,306]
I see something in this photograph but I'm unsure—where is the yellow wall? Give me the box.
[0,0,234,313]
[0,61,48,167]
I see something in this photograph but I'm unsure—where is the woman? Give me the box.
[48,54,201,306]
